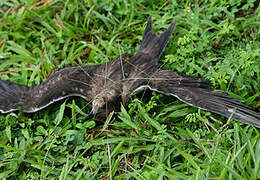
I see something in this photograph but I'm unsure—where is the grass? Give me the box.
[0,0,259,179]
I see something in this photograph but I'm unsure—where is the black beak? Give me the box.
[84,109,95,121]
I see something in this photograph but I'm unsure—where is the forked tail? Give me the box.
[139,16,176,59]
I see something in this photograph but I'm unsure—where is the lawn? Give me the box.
[0,0,259,179]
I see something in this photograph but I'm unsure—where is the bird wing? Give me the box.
[0,80,32,113]
[147,70,260,127]
[0,53,128,114]
[0,66,95,113]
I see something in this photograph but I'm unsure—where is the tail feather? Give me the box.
[142,16,153,38]
[140,16,176,58]
[0,80,30,113]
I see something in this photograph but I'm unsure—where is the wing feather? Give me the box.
[0,67,94,113]
[149,70,260,127]
[0,53,127,113]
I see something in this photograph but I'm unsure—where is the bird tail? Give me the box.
[139,16,175,58]
[0,79,30,113]
[149,71,260,127]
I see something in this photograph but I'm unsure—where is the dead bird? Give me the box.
[0,17,259,127]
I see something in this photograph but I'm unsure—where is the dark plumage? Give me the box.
[0,17,259,127]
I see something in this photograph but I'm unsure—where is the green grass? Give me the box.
[0,0,259,179]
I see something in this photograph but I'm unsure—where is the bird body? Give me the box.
[0,17,259,127]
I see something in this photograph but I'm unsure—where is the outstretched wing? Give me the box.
[0,66,95,113]
[0,53,128,114]
[147,70,260,127]
[0,80,32,113]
